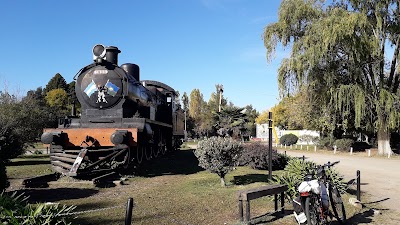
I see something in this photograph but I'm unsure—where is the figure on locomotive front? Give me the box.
[41,44,185,177]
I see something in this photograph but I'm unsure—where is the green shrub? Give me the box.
[274,158,346,200]
[0,126,25,160]
[317,136,336,149]
[0,192,76,225]
[299,134,315,144]
[279,133,298,146]
[239,142,289,170]
[352,141,372,151]
[194,136,242,186]
[334,138,354,151]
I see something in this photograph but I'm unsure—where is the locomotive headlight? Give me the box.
[92,44,106,60]
[41,132,54,144]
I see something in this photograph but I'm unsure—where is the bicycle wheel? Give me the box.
[305,196,320,225]
[329,185,346,224]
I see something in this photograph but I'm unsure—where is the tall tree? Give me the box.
[189,89,204,121]
[213,105,248,139]
[189,89,208,137]
[44,73,68,94]
[243,105,259,137]
[264,0,400,155]
[45,88,69,116]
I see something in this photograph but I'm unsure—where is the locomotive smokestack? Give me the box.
[105,46,121,65]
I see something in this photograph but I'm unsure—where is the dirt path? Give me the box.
[279,150,400,213]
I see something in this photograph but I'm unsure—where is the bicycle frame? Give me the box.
[297,161,342,225]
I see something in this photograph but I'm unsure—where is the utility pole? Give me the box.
[268,111,273,180]
[217,84,224,112]
[182,94,188,140]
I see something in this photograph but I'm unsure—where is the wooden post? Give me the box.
[274,194,278,211]
[334,145,337,154]
[314,146,317,152]
[125,198,134,225]
[368,149,371,157]
[239,199,244,221]
[357,170,361,201]
[350,147,353,155]
[268,112,273,180]
[246,200,250,222]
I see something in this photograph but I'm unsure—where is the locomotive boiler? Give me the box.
[41,44,185,177]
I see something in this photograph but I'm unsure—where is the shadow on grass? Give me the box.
[6,160,51,166]
[73,201,169,225]
[10,188,98,203]
[346,209,375,224]
[248,210,294,224]
[134,149,204,177]
[232,174,269,185]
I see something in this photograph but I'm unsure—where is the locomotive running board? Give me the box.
[68,148,88,176]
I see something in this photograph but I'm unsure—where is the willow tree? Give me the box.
[264,0,400,155]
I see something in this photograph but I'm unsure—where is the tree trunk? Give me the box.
[377,127,393,155]
[220,176,226,187]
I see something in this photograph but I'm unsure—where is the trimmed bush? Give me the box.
[239,142,289,170]
[334,138,354,151]
[194,136,242,186]
[317,136,336,149]
[279,133,298,146]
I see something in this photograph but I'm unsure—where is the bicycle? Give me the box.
[297,161,346,225]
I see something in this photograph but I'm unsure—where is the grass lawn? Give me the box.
[5,149,393,225]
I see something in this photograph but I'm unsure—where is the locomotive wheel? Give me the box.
[161,145,167,155]
[152,144,159,158]
[121,148,131,169]
[145,144,152,160]
[137,146,144,164]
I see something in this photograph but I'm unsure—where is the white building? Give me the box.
[256,124,320,145]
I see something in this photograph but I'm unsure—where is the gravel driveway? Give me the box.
[279,150,400,213]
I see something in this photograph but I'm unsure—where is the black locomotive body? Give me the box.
[41,44,185,177]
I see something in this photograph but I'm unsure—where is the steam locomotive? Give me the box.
[41,44,185,177]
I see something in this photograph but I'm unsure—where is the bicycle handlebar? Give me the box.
[320,161,340,169]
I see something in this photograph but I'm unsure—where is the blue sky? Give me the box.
[0,0,284,112]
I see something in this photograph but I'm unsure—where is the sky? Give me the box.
[0,0,285,113]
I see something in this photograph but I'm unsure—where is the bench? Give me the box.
[237,184,288,224]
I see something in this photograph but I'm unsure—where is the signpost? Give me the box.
[268,112,273,180]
